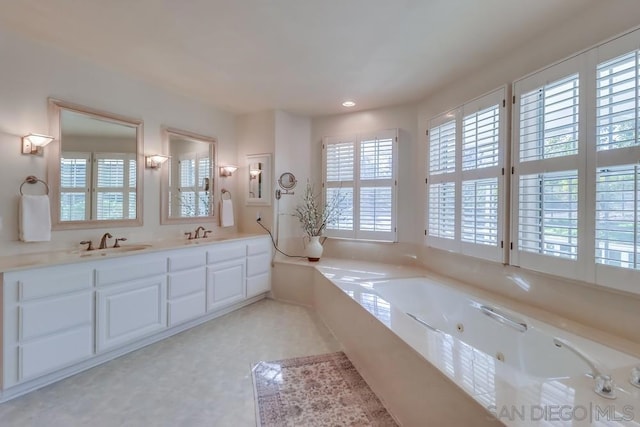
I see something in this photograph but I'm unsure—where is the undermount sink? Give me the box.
[75,244,152,258]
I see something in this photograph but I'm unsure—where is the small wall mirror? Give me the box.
[48,99,143,229]
[246,153,272,206]
[278,172,297,192]
[161,128,216,224]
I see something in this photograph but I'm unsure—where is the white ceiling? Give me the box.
[0,0,597,116]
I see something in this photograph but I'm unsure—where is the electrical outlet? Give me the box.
[256,211,262,222]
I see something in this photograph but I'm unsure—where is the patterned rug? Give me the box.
[251,351,398,427]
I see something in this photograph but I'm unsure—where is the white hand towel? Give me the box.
[19,195,52,242]
[220,198,234,227]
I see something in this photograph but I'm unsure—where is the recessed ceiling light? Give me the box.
[342,100,356,107]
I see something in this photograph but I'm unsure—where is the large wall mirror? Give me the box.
[161,128,216,224]
[47,99,143,229]
[246,153,272,206]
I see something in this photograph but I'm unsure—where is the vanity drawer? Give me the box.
[207,242,246,264]
[247,238,271,256]
[96,254,166,286]
[6,266,93,302]
[168,250,206,272]
[20,291,92,341]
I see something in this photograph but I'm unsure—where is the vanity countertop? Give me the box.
[0,233,268,273]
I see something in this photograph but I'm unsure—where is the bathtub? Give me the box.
[316,263,640,426]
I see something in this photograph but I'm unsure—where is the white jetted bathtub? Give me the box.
[318,264,640,426]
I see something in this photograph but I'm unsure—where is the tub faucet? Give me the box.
[630,366,640,389]
[553,337,616,399]
[99,233,113,249]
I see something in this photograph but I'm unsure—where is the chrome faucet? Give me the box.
[553,337,616,399]
[194,226,206,239]
[630,366,640,389]
[99,233,113,249]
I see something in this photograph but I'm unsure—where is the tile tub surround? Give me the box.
[0,299,341,427]
[319,238,640,347]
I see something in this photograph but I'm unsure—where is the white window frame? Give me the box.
[511,27,640,293]
[322,129,398,242]
[590,30,640,293]
[426,87,508,263]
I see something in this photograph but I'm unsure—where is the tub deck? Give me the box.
[277,257,640,426]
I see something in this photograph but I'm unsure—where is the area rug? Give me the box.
[251,351,398,426]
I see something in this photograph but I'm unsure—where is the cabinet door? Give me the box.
[206,259,246,312]
[96,276,167,352]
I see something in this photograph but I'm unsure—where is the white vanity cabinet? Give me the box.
[2,264,94,388]
[246,238,272,297]
[167,248,207,326]
[95,253,167,352]
[206,242,247,311]
[0,235,272,402]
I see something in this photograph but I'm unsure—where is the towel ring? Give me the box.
[20,175,49,196]
[221,189,232,200]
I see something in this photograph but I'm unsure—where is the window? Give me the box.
[511,28,640,292]
[512,55,584,279]
[426,88,507,262]
[323,129,398,241]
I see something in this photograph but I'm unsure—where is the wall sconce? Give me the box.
[249,168,262,179]
[219,165,238,177]
[22,133,55,155]
[145,154,170,170]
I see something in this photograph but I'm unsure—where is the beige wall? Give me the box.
[235,111,276,234]
[0,28,237,256]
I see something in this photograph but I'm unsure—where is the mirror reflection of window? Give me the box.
[59,109,138,222]
[168,136,213,218]
[172,152,210,217]
[60,152,136,221]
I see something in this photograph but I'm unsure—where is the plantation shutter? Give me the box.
[512,55,584,279]
[323,136,355,237]
[593,37,640,290]
[60,152,91,221]
[427,114,458,250]
[358,130,397,240]
[323,129,397,241]
[459,88,506,261]
[426,88,506,261]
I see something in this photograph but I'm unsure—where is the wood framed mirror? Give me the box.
[160,128,217,224]
[47,99,144,230]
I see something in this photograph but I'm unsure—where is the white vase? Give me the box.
[305,236,323,262]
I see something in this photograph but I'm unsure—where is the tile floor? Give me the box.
[0,299,341,427]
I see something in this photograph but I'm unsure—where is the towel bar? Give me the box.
[221,189,232,200]
[20,176,49,195]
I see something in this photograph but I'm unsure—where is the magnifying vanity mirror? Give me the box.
[161,128,216,224]
[246,153,272,206]
[48,99,143,229]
